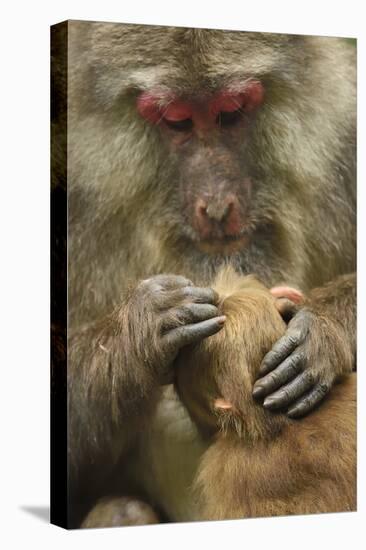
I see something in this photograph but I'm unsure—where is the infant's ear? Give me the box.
[214,397,233,410]
[270,286,304,322]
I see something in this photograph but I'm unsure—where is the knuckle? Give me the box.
[145,280,165,296]
[177,326,189,342]
[288,331,301,345]
[298,347,307,362]
[147,274,173,287]
[198,287,216,303]
[176,276,193,286]
[180,304,193,317]
[149,274,165,284]
[317,383,329,396]
[133,281,159,306]
[304,370,315,386]
[198,288,214,303]
[278,389,290,403]
[261,353,272,367]
[137,278,153,292]
[301,309,315,322]
[288,354,300,369]
[283,389,293,402]
[172,307,189,325]
[291,310,313,331]
[294,346,307,369]
[267,372,278,386]
[181,286,194,300]
[287,355,300,372]
[272,339,290,357]
[264,350,277,365]
[210,288,219,304]
[302,397,311,410]
[206,304,219,316]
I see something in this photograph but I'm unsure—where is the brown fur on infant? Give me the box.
[175,268,356,520]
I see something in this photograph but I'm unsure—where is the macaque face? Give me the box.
[175,273,288,438]
[137,82,264,255]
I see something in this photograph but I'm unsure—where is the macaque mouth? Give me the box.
[195,233,251,255]
[136,81,264,130]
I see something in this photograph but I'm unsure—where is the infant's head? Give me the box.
[175,268,290,441]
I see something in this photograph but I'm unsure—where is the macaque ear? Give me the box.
[270,286,304,322]
[214,397,233,410]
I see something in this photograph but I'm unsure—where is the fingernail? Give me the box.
[263,396,275,408]
[217,316,226,324]
[258,363,268,375]
[252,385,264,398]
[287,406,300,418]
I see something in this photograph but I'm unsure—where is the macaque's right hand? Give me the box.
[123,275,225,384]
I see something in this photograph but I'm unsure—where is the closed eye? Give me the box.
[164,118,193,131]
[216,109,243,127]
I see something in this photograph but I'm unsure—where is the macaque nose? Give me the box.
[194,195,242,239]
[206,201,231,222]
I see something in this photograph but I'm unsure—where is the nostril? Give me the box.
[199,205,208,218]
[195,199,208,219]
[206,200,232,223]
[193,195,242,240]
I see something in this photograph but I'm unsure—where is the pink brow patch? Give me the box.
[163,101,193,122]
[137,81,264,125]
[210,81,264,115]
[136,92,170,123]
[210,92,246,114]
[137,92,193,124]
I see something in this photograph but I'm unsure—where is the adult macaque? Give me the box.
[175,269,356,519]
[51,22,356,526]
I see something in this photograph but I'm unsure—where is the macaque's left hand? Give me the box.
[253,290,354,418]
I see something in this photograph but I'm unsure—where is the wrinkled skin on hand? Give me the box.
[253,299,354,418]
[123,274,226,384]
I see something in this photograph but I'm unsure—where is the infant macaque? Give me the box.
[175,268,356,520]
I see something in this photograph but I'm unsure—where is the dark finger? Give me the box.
[156,274,193,288]
[169,286,219,306]
[142,274,193,291]
[163,316,226,348]
[287,382,330,418]
[161,304,219,331]
[262,370,315,411]
[259,330,303,376]
[253,352,304,398]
